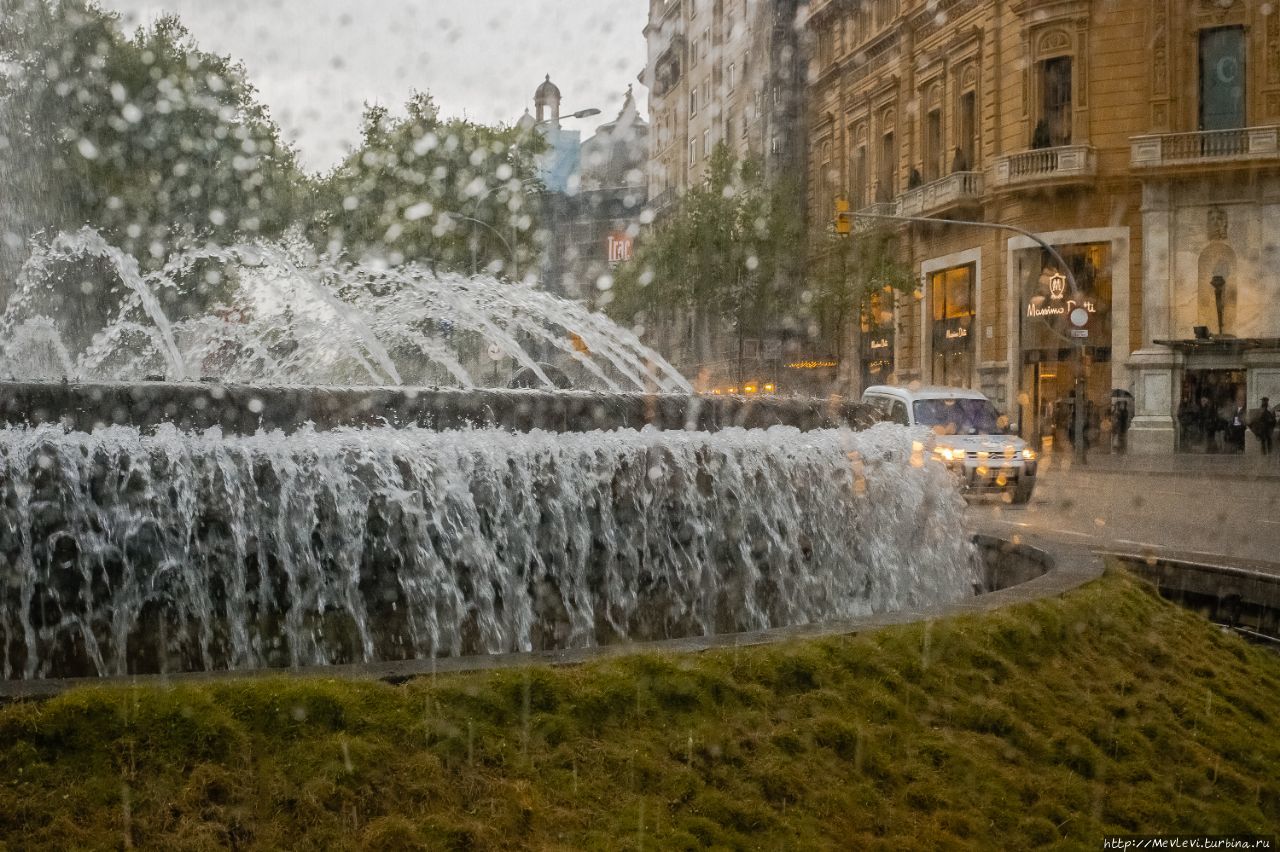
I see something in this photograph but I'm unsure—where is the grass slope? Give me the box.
[1,569,1277,850]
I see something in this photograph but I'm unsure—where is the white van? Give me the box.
[862,385,1038,504]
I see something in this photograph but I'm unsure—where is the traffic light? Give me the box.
[834,196,851,235]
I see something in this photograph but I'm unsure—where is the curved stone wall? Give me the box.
[0,381,876,435]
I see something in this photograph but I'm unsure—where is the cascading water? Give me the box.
[0,422,975,680]
[0,228,688,392]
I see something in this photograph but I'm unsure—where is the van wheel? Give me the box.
[1012,481,1035,505]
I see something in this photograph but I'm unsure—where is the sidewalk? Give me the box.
[1039,449,1280,480]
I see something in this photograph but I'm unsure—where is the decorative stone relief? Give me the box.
[1208,206,1228,241]
[1076,18,1088,107]
[1038,29,1071,55]
[1268,9,1280,85]
[1152,0,1169,96]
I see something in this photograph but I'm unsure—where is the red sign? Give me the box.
[607,231,633,265]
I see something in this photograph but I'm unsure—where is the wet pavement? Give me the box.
[967,466,1280,572]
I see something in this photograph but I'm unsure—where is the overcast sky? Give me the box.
[101,0,650,172]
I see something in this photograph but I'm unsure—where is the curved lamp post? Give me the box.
[843,209,1090,466]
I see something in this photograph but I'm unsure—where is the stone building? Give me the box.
[519,81,649,304]
[806,0,1280,454]
[641,0,805,205]
[638,0,808,389]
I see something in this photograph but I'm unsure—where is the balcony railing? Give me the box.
[1131,126,1280,169]
[992,145,1097,189]
[896,171,984,217]
[852,201,897,230]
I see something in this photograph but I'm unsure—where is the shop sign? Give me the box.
[932,315,972,352]
[1022,249,1112,352]
[786,358,839,370]
[861,325,894,383]
[606,231,633,265]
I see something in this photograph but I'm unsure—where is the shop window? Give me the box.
[930,264,975,387]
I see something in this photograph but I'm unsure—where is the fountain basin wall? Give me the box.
[0,381,876,435]
[0,422,974,680]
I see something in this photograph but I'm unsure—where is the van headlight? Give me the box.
[1021,448,1037,460]
[933,447,959,462]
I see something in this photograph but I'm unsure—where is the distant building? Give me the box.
[637,0,811,392]
[517,75,582,194]
[519,79,649,304]
[641,0,805,206]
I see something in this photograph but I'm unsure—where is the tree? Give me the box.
[0,0,304,288]
[310,93,545,279]
[809,224,914,364]
[610,145,801,379]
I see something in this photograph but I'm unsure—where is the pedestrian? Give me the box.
[1113,396,1131,454]
[1199,396,1218,452]
[1229,400,1248,453]
[1250,397,1276,455]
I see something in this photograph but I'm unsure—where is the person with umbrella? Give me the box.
[1250,397,1276,455]
[1111,389,1132,454]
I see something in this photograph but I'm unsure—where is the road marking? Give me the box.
[1114,539,1164,549]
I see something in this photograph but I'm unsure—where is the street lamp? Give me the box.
[534,107,601,127]
[842,209,1090,466]
[449,214,518,279]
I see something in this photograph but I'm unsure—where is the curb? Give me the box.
[1040,463,1280,482]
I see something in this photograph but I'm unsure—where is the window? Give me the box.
[1041,56,1072,146]
[852,144,867,209]
[727,61,735,92]
[689,137,696,165]
[690,88,698,117]
[925,109,943,181]
[878,131,896,201]
[930,264,975,387]
[703,128,710,158]
[1199,27,1246,131]
[691,37,699,68]
[959,91,977,169]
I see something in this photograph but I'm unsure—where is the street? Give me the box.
[968,468,1280,568]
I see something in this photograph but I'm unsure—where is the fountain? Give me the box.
[0,231,977,683]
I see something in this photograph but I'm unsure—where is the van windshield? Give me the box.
[914,398,1003,436]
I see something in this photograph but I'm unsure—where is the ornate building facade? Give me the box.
[806,0,1280,454]
[641,0,805,209]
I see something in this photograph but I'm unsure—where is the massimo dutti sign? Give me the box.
[1022,247,1113,352]
[933,315,972,353]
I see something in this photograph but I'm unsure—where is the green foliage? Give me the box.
[309,92,545,277]
[609,145,804,364]
[1,570,1277,849]
[0,0,305,272]
[810,224,915,359]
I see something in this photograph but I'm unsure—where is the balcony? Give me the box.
[991,145,1097,190]
[896,171,984,218]
[852,201,897,231]
[1130,126,1280,171]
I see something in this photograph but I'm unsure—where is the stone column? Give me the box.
[1128,180,1178,453]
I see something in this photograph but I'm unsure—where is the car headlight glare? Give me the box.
[1021,448,1037,460]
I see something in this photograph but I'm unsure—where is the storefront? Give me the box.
[929,264,974,387]
[860,287,895,389]
[1019,243,1114,453]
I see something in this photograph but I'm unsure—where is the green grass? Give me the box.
[1,569,1278,850]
